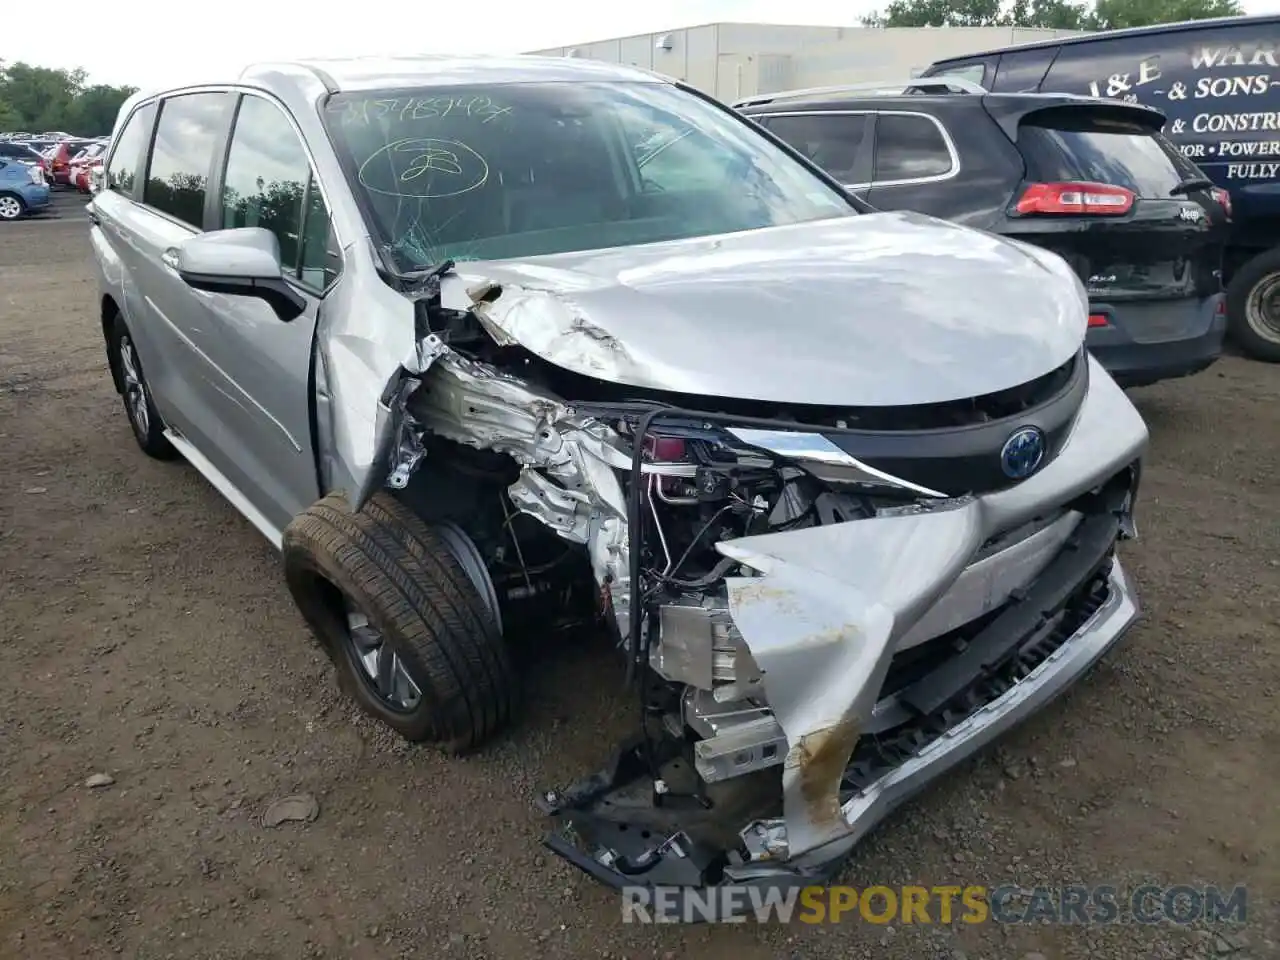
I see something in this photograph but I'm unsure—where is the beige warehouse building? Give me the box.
[527,22,1088,101]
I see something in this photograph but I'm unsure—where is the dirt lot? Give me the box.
[0,192,1276,960]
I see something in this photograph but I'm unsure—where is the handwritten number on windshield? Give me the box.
[357,138,489,199]
[331,96,513,125]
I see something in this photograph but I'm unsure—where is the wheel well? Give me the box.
[101,295,124,393]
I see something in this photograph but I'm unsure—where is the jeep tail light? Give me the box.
[1015,182,1135,216]
[1212,187,1232,220]
[1088,313,1109,327]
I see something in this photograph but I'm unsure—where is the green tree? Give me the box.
[67,84,139,136]
[1090,0,1242,30]
[863,0,1004,27]
[0,61,136,136]
[1005,0,1095,29]
[0,96,20,130]
[863,0,1243,29]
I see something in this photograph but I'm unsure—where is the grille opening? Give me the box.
[516,347,1081,432]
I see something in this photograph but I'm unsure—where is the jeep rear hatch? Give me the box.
[994,102,1228,314]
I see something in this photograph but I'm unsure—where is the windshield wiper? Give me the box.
[637,129,694,168]
[374,241,455,291]
[1170,177,1214,197]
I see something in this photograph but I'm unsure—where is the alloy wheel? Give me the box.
[345,605,422,711]
[0,196,22,220]
[118,334,150,436]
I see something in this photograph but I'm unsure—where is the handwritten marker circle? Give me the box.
[358,138,489,199]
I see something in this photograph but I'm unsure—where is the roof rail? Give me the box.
[733,76,987,108]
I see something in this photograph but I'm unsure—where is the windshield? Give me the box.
[322,81,855,267]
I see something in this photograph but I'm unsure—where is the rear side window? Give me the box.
[144,92,233,228]
[757,113,869,183]
[107,104,155,195]
[1018,113,1202,198]
[873,113,954,182]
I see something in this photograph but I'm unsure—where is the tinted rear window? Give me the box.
[1018,113,1202,198]
[0,143,38,160]
[757,113,869,182]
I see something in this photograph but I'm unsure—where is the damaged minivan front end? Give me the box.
[305,68,1146,901]
[325,232,1144,899]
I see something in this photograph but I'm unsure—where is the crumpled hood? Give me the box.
[444,211,1088,408]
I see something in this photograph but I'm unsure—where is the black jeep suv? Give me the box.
[738,78,1231,388]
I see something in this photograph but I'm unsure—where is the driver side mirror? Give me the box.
[169,227,307,323]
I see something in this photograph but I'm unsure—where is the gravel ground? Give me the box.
[1,192,1276,960]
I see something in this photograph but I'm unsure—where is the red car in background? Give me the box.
[67,142,108,192]
[46,139,98,185]
[72,157,104,193]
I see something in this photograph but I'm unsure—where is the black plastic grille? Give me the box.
[840,561,1113,799]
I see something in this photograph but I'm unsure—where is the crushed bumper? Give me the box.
[540,477,1140,900]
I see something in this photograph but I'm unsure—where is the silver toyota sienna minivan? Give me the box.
[89,54,1147,902]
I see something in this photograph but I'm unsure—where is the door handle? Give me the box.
[161,249,180,271]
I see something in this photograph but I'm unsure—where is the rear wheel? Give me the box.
[282,492,517,752]
[0,193,25,221]
[107,315,177,459]
[1226,248,1280,362]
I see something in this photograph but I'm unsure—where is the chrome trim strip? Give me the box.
[164,429,285,549]
[726,427,947,498]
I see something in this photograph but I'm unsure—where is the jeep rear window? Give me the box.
[1017,112,1203,199]
[321,81,856,268]
[755,113,869,183]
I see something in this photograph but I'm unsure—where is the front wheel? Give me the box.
[1226,248,1280,362]
[0,193,25,221]
[282,493,517,752]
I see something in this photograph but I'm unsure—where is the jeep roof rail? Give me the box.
[733,76,987,108]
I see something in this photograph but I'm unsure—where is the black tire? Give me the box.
[282,492,517,752]
[1225,248,1280,363]
[0,192,26,221]
[107,314,178,459]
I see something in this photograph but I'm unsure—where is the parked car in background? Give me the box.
[738,78,1231,388]
[68,141,109,190]
[0,155,51,220]
[0,140,46,166]
[921,13,1280,362]
[73,156,104,193]
[47,139,98,186]
[0,140,52,181]
[88,56,1147,897]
